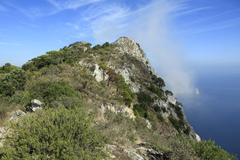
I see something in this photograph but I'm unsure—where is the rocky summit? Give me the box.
[0,37,236,160]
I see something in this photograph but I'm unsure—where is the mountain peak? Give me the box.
[114,37,148,65]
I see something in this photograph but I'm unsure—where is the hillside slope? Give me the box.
[0,37,236,160]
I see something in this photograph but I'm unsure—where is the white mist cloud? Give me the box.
[87,0,196,95]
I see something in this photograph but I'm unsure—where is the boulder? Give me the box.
[92,64,109,82]
[28,99,43,112]
[145,119,152,129]
[195,134,201,142]
[9,110,26,121]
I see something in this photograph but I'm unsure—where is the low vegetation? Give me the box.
[193,140,236,160]
[0,107,105,160]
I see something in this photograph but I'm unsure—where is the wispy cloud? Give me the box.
[1,0,104,19]
[175,7,240,34]
[178,13,240,34]
[1,1,50,18]
[175,6,212,17]
[47,0,103,11]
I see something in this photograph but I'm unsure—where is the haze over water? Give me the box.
[180,65,240,158]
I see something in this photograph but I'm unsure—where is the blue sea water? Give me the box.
[180,66,240,157]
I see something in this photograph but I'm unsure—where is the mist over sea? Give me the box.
[180,65,240,158]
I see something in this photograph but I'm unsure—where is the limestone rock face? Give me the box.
[116,67,140,93]
[105,143,172,160]
[114,37,149,65]
[92,64,109,82]
[101,103,136,120]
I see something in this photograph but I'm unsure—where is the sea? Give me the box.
[179,65,240,158]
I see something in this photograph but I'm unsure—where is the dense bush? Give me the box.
[169,114,191,135]
[133,104,148,118]
[22,43,90,71]
[133,92,154,118]
[137,92,153,105]
[151,75,165,88]
[148,84,164,98]
[115,74,134,106]
[22,51,64,71]
[193,140,236,160]
[92,42,115,55]
[0,63,19,74]
[0,107,105,160]
[165,90,173,96]
[0,69,27,96]
[170,103,184,120]
[28,81,79,106]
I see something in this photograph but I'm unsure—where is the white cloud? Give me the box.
[47,0,103,10]
[87,0,196,96]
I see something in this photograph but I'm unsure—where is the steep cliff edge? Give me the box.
[0,37,236,160]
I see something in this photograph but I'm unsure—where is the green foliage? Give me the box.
[151,74,165,88]
[193,140,237,160]
[133,104,148,118]
[0,69,27,96]
[1,107,105,160]
[137,92,153,105]
[22,42,91,71]
[169,115,191,135]
[0,63,19,74]
[115,74,135,106]
[165,90,173,96]
[28,81,79,106]
[133,92,155,119]
[68,41,91,49]
[92,42,115,56]
[148,84,164,98]
[10,91,31,105]
[170,103,184,120]
[22,51,64,71]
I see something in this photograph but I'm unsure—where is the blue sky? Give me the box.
[0,0,240,94]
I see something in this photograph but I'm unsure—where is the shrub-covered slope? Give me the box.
[0,37,236,159]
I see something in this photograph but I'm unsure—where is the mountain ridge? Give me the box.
[0,37,236,160]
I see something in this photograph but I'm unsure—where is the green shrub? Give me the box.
[115,75,134,106]
[170,103,184,120]
[137,92,153,105]
[0,63,19,74]
[165,90,173,96]
[0,107,105,160]
[148,84,164,98]
[0,69,27,96]
[151,75,165,88]
[29,81,79,106]
[193,140,236,160]
[22,44,89,71]
[133,104,148,118]
[169,115,185,132]
[22,51,65,71]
